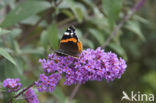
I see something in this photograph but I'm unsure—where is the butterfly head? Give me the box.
[61,26,78,40]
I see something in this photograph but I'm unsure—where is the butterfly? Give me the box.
[55,26,83,57]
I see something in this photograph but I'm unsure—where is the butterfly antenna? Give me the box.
[69,25,75,30]
[67,25,75,32]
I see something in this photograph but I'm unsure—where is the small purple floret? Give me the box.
[23,88,39,103]
[3,78,22,92]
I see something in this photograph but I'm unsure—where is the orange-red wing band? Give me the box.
[77,41,83,53]
[60,38,77,43]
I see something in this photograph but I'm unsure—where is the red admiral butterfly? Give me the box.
[55,26,83,57]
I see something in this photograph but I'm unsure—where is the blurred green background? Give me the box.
[0,0,156,103]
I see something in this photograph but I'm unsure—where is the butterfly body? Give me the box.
[55,26,82,57]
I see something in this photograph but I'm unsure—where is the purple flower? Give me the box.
[23,88,39,103]
[35,73,61,92]
[36,47,127,92]
[3,78,22,92]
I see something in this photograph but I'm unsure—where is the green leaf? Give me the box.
[15,99,25,103]
[83,0,95,9]
[72,7,83,22]
[88,17,109,33]
[21,15,40,25]
[0,28,10,36]
[134,15,151,25]
[62,10,74,18]
[59,0,85,22]
[15,57,23,75]
[65,98,77,103]
[0,59,21,80]
[109,43,127,60]
[88,28,105,45]
[83,39,94,49]
[0,2,5,9]
[6,28,21,39]
[2,90,13,103]
[102,0,122,30]
[0,48,16,66]
[21,47,44,54]
[53,87,66,103]
[47,24,59,49]
[41,31,49,49]
[143,71,156,90]
[126,21,145,41]
[1,0,51,27]
[13,40,21,54]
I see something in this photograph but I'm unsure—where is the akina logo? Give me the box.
[121,91,155,102]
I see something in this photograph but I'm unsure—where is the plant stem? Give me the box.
[102,0,146,48]
[68,84,81,103]
[8,82,35,103]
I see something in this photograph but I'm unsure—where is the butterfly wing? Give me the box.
[55,26,83,57]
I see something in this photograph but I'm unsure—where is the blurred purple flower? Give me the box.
[3,78,22,92]
[36,47,127,92]
[23,88,39,103]
[134,0,146,10]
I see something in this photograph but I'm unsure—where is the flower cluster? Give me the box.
[36,47,127,92]
[3,78,22,92]
[23,88,39,103]
[35,73,61,92]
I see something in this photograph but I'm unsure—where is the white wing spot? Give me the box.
[64,32,70,35]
